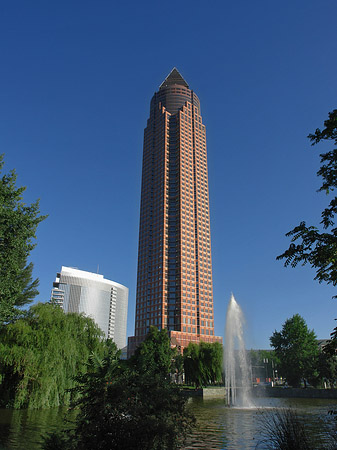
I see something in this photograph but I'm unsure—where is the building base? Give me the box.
[169,330,222,352]
[127,331,222,358]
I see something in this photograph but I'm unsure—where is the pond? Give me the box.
[0,397,335,449]
[183,397,336,449]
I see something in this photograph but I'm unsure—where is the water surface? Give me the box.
[183,397,336,450]
[0,397,335,449]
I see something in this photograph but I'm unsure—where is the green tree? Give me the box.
[316,350,337,388]
[172,351,184,383]
[44,326,194,450]
[0,155,46,323]
[130,326,173,376]
[130,326,187,383]
[324,324,337,356]
[199,341,223,384]
[270,314,319,387]
[183,342,203,387]
[0,302,107,409]
[277,110,337,351]
[183,341,223,387]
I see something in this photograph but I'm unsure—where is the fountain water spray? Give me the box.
[224,294,252,407]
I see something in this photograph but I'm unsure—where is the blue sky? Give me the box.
[1,0,337,349]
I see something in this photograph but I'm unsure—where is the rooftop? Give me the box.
[159,67,189,90]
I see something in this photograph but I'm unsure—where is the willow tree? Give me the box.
[0,155,46,324]
[184,342,223,387]
[0,302,108,409]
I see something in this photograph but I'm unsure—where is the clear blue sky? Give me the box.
[1,0,336,349]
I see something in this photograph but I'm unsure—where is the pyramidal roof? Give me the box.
[159,67,189,90]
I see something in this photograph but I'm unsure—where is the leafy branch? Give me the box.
[277,110,337,291]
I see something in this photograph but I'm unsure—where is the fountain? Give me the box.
[224,293,252,407]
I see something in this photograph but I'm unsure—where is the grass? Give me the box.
[256,408,322,450]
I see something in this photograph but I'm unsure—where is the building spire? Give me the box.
[159,67,189,89]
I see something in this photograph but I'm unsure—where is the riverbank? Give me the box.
[253,386,337,399]
[182,387,226,398]
[183,386,337,400]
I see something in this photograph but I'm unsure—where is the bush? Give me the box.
[43,328,195,450]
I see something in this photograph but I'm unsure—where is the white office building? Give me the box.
[51,266,128,349]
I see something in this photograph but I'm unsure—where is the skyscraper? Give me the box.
[51,266,128,349]
[128,68,222,355]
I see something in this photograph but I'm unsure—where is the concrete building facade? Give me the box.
[51,266,128,349]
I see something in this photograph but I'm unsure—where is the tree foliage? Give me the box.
[270,314,319,387]
[183,341,223,387]
[277,110,337,353]
[129,326,185,383]
[0,302,107,409]
[130,325,173,376]
[316,349,337,387]
[43,326,194,450]
[277,110,337,286]
[0,155,46,323]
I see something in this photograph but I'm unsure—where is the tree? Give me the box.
[316,350,337,388]
[130,326,173,376]
[0,302,108,409]
[277,110,337,351]
[171,350,184,383]
[270,314,319,387]
[131,326,186,383]
[183,343,204,387]
[199,341,223,384]
[43,326,195,450]
[183,341,223,387]
[0,155,46,323]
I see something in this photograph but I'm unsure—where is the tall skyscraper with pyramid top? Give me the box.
[128,68,222,356]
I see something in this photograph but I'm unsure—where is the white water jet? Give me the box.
[224,293,252,407]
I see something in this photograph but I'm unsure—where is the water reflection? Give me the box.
[183,397,337,450]
[0,407,74,450]
[184,398,259,450]
[0,397,335,449]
